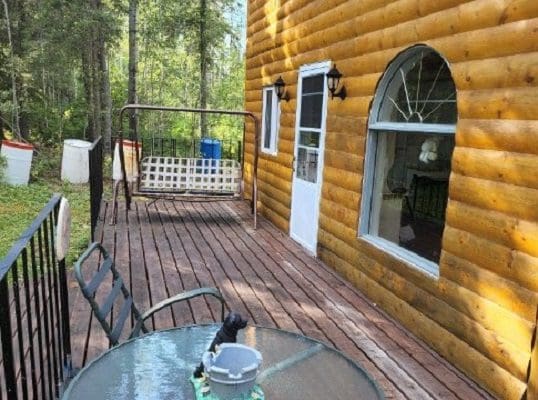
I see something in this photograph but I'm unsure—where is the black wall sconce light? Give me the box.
[326,65,347,100]
[274,76,290,102]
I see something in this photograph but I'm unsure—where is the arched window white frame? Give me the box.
[359,45,457,277]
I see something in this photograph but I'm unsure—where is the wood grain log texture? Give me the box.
[456,119,538,155]
[317,246,526,400]
[452,147,538,189]
[449,173,538,221]
[246,3,538,76]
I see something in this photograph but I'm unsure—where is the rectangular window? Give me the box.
[261,86,279,155]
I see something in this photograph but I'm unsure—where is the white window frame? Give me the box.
[261,86,280,155]
[358,45,456,278]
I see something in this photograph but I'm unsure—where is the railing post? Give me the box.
[58,258,73,380]
[523,304,538,400]
[0,275,18,400]
[89,136,104,241]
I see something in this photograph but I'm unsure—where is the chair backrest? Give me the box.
[74,242,147,346]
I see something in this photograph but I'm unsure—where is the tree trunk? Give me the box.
[80,0,107,143]
[199,0,208,138]
[100,42,112,153]
[12,0,28,139]
[2,0,21,141]
[91,0,102,142]
[91,43,102,142]
[81,48,95,140]
[0,112,4,139]
[128,0,138,139]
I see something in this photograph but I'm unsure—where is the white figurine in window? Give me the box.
[419,137,439,163]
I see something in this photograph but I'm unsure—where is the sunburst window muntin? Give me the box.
[371,45,457,131]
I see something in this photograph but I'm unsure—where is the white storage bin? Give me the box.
[1,140,34,186]
[61,139,92,184]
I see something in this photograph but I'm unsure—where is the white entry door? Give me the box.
[289,62,330,253]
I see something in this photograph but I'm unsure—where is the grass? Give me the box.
[0,181,91,266]
[0,144,104,267]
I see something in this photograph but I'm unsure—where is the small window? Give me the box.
[360,46,457,276]
[261,86,279,154]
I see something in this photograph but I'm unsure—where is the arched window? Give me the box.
[359,45,457,276]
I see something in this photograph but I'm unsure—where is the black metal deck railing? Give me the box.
[89,137,103,241]
[0,195,72,399]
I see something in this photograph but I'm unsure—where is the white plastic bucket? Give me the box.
[1,140,34,186]
[61,139,92,184]
[112,139,141,182]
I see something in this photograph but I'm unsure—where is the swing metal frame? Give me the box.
[113,104,260,228]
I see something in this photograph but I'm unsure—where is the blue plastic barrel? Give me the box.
[200,138,222,159]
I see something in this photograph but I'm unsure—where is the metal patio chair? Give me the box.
[75,242,226,346]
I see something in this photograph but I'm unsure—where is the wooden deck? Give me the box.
[68,199,494,400]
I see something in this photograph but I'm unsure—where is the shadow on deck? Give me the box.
[68,199,493,400]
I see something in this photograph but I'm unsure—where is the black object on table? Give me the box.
[62,324,385,400]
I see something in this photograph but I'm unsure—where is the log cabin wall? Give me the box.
[243,1,538,399]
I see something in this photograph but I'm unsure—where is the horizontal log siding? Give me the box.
[245,1,538,398]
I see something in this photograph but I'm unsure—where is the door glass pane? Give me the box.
[296,147,318,183]
[300,75,324,129]
[299,131,320,148]
[300,95,323,128]
[264,90,273,149]
[370,131,454,263]
[302,75,324,94]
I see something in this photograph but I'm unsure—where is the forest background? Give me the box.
[0,0,246,154]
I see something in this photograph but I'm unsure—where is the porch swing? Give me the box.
[112,104,260,228]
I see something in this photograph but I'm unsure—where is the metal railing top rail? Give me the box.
[0,194,62,278]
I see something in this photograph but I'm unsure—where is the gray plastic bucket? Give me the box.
[202,343,262,400]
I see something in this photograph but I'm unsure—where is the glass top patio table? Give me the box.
[62,324,384,400]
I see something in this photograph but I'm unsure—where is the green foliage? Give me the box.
[109,0,246,143]
[1,0,246,159]
[0,0,122,143]
[30,144,62,182]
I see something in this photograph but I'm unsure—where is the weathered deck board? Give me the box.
[68,199,494,400]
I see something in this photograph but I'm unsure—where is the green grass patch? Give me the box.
[0,181,91,266]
